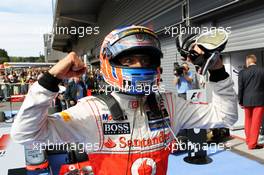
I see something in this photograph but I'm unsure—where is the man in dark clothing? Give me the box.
[238,54,264,149]
[64,76,87,107]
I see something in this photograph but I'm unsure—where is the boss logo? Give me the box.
[103,123,130,135]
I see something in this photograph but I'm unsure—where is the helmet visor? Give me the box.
[196,29,228,51]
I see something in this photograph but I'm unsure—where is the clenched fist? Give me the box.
[48,52,86,79]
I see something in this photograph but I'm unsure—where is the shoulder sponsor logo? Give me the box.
[101,113,113,121]
[60,111,71,122]
[103,122,130,135]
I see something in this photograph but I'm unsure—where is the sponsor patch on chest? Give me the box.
[103,122,131,135]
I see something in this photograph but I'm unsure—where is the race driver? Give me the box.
[11,26,238,175]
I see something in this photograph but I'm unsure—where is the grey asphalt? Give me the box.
[226,137,264,164]
[0,101,23,111]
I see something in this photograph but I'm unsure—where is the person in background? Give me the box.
[64,76,87,107]
[1,75,10,101]
[87,72,95,96]
[20,72,28,95]
[27,77,35,90]
[0,74,5,101]
[8,74,19,95]
[238,54,264,149]
[173,62,193,100]
[58,82,67,110]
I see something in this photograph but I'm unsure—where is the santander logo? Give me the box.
[103,131,170,149]
[131,158,156,175]
[119,131,170,148]
[104,137,117,148]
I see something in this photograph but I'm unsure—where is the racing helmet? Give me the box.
[176,33,198,59]
[100,26,163,95]
[176,28,228,75]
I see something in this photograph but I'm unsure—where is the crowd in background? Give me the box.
[0,67,49,101]
[0,67,104,104]
[54,68,104,112]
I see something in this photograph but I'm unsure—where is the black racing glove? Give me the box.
[38,72,61,92]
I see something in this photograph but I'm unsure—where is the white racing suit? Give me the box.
[11,72,238,175]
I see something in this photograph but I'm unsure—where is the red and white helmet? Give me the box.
[99,25,163,95]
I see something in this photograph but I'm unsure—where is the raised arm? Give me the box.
[11,52,100,150]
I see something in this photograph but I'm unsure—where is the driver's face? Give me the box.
[118,54,151,67]
[187,44,204,62]
[193,44,204,54]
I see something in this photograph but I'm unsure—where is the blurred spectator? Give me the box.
[173,62,193,99]
[87,72,95,96]
[95,69,104,93]
[238,54,264,149]
[64,76,87,107]
[9,75,20,95]
[20,72,28,95]
[1,76,9,101]
[27,77,35,89]
[58,82,67,110]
